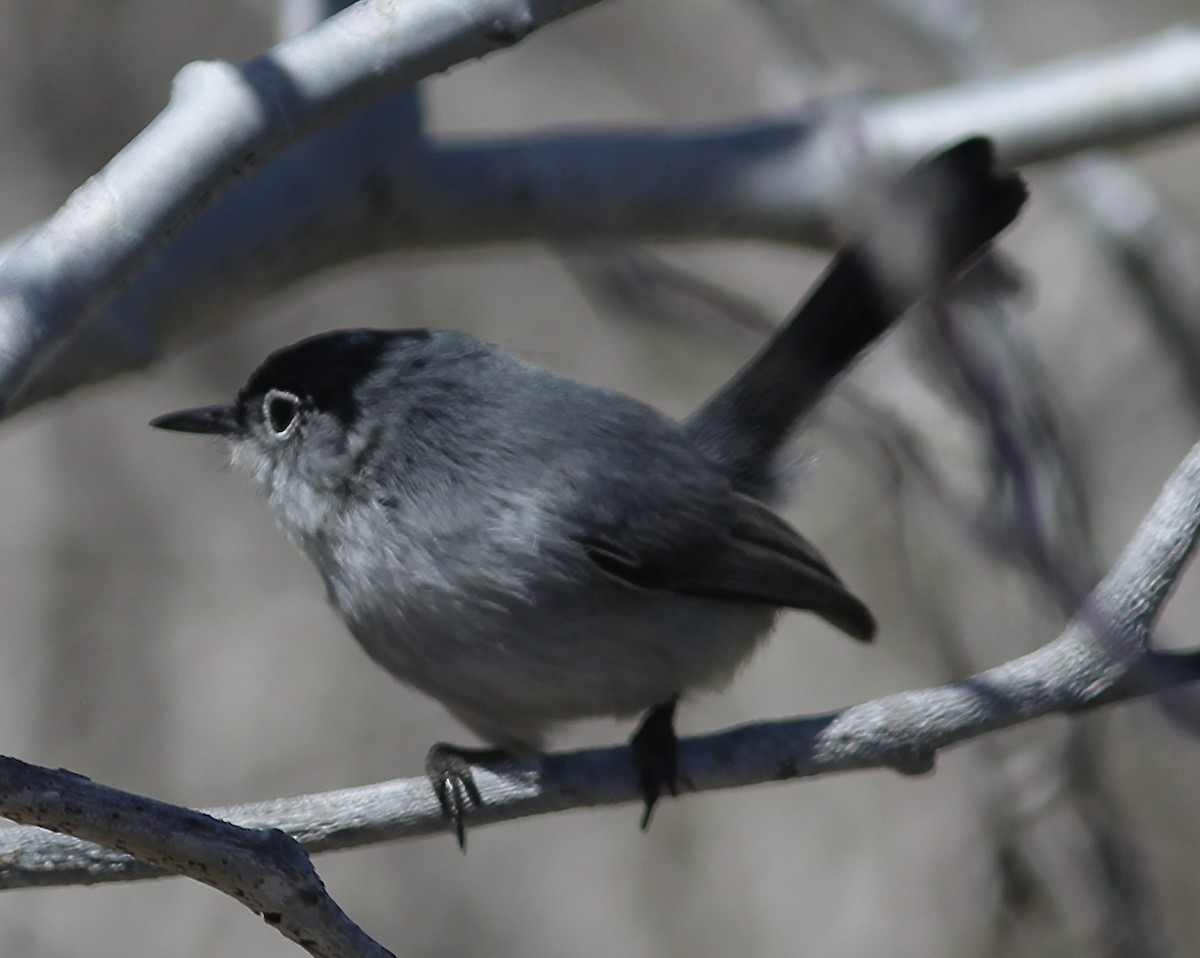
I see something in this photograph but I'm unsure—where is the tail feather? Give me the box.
[684,137,1028,497]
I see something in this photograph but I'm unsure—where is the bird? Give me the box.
[152,137,1027,846]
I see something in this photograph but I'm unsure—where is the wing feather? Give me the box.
[573,492,875,642]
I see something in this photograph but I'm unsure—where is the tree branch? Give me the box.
[8,29,1200,414]
[1,435,1198,889]
[0,759,394,957]
[0,0,606,412]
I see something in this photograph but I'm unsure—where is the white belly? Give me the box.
[331,557,776,751]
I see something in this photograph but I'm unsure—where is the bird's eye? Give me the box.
[263,389,301,438]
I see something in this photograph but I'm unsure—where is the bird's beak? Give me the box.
[150,403,240,436]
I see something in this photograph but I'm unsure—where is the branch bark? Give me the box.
[1,434,1198,889]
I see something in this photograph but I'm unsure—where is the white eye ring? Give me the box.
[263,389,301,438]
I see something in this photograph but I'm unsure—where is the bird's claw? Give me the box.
[425,743,506,851]
[631,697,680,830]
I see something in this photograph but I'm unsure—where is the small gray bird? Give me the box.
[153,138,1026,844]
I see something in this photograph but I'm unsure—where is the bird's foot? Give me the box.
[425,742,510,851]
[630,697,680,830]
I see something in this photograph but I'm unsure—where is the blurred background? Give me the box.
[1,0,1200,955]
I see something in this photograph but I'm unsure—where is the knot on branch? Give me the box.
[484,14,536,47]
[884,743,937,776]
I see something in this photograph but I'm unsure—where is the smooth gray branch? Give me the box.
[0,0,605,411]
[1,436,1199,888]
[11,28,1200,414]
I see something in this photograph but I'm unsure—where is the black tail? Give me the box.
[684,137,1028,497]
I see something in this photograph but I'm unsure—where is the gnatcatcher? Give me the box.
[153,138,1026,845]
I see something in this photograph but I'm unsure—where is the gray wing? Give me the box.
[524,384,876,643]
[571,489,876,643]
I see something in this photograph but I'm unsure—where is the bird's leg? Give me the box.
[425,742,510,851]
[630,696,680,830]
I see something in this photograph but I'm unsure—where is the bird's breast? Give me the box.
[301,493,777,740]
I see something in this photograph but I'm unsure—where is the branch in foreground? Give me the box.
[2,435,1199,889]
[0,0,605,411]
[0,761,394,958]
[10,28,1200,414]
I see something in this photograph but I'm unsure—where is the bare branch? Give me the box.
[0,0,606,411]
[11,29,1200,414]
[0,759,393,957]
[1,435,1198,889]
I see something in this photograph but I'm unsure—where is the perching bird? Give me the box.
[152,137,1027,845]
